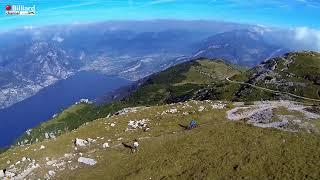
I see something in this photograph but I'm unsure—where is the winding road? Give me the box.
[225,77,320,102]
[196,68,320,102]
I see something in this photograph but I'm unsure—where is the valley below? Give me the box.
[0,71,130,147]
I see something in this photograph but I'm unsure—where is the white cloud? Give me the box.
[43,1,100,12]
[293,27,320,51]
[295,0,320,8]
[52,36,64,43]
[296,0,307,3]
[23,26,34,30]
[149,0,176,5]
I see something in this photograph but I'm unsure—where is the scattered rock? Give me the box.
[4,171,15,178]
[76,99,92,104]
[127,119,149,130]
[45,133,49,139]
[78,157,97,166]
[64,154,72,158]
[87,138,96,143]
[211,103,226,109]
[74,138,88,147]
[48,170,55,177]
[15,164,39,179]
[116,107,140,115]
[26,129,32,135]
[102,143,109,149]
[198,106,205,112]
[161,108,178,115]
[46,160,57,166]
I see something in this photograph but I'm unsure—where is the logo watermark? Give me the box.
[5,5,36,16]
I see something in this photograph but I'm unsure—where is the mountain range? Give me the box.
[14,51,320,147]
[0,21,294,109]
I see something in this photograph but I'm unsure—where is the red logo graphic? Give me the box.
[6,5,12,11]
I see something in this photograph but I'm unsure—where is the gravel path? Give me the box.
[226,77,320,102]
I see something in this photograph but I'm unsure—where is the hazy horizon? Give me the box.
[1,0,320,31]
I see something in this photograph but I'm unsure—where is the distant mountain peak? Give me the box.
[192,29,286,66]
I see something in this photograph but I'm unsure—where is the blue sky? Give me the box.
[0,0,319,30]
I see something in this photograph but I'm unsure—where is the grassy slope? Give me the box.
[16,102,128,145]
[232,52,320,102]
[16,59,242,146]
[1,101,320,179]
[126,59,241,105]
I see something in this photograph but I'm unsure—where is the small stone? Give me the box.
[198,106,205,112]
[64,154,72,158]
[48,170,55,176]
[45,133,49,139]
[4,171,15,178]
[102,143,109,149]
[74,138,88,147]
[46,160,57,166]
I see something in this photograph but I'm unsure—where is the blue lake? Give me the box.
[0,71,131,147]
